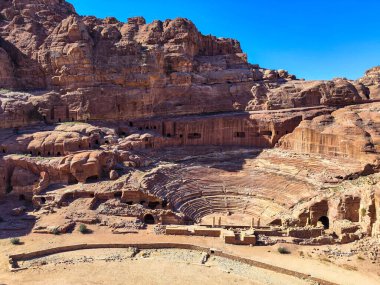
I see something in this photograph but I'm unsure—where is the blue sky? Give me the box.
[68,0,380,80]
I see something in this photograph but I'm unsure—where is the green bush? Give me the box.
[278,246,290,254]
[10,238,21,245]
[79,224,89,234]
[0,88,11,93]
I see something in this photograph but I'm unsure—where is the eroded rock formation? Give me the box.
[0,0,379,247]
[278,102,380,165]
[359,66,380,99]
[0,0,378,128]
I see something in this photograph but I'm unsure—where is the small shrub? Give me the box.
[360,208,366,217]
[0,216,4,223]
[277,247,290,254]
[79,224,89,234]
[10,238,21,245]
[0,88,11,94]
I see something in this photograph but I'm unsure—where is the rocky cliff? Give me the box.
[0,0,380,244]
[0,0,378,127]
[359,66,380,99]
[278,102,380,167]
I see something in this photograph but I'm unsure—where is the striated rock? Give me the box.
[248,79,366,111]
[358,66,380,99]
[0,0,380,250]
[278,102,380,165]
[0,0,372,128]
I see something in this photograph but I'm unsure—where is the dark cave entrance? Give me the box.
[318,216,329,229]
[144,214,155,225]
[86,175,99,183]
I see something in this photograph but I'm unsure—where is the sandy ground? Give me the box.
[1,226,379,285]
[4,248,313,285]
[4,259,263,285]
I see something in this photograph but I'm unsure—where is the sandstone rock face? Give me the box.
[291,175,380,239]
[2,155,64,198]
[1,149,118,197]
[58,150,117,183]
[0,91,40,129]
[0,0,380,248]
[359,66,380,99]
[278,102,380,165]
[11,166,39,195]
[0,0,75,90]
[0,0,375,128]
[249,79,367,111]
[0,47,15,88]
[0,122,116,155]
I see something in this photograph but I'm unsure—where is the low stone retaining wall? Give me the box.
[193,228,221,237]
[287,228,323,239]
[8,242,337,285]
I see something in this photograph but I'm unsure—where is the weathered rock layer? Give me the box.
[0,0,380,245]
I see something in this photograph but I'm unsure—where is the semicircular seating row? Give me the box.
[146,165,316,223]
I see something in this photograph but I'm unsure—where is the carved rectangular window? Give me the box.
[188,133,202,139]
[260,131,273,136]
[234,132,246,138]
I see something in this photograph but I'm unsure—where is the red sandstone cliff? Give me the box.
[0,0,378,128]
[278,102,380,167]
[359,66,380,99]
[0,1,380,243]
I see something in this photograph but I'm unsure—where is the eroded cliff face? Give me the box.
[0,0,378,127]
[359,66,380,99]
[248,79,369,111]
[0,0,275,121]
[0,0,380,246]
[278,102,380,167]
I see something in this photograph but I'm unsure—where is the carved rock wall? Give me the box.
[278,102,380,164]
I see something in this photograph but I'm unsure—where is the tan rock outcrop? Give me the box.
[278,102,380,165]
[0,122,116,155]
[358,66,380,99]
[248,79,366,111]
[58,150,117,183]
[0,0,379,248]
[0,0,372,128]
